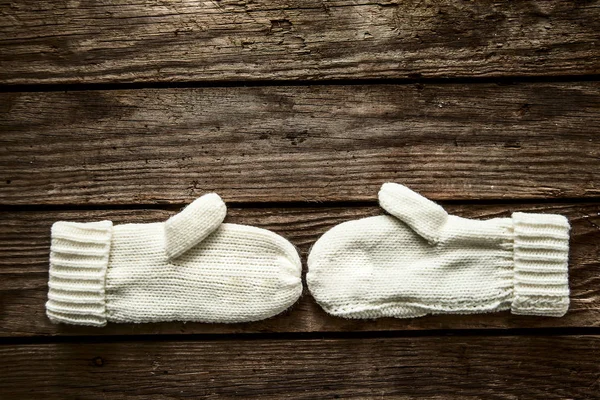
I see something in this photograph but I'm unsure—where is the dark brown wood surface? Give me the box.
[1,202,599,337]
[1,0,600,85]
[2,82,599,205]
[1,335,599,398]
[2,0,600,398]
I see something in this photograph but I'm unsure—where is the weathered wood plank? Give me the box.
[1,0,599,84]
[1,82,599,205]
[1,202,598,337]
[1,335,599,398]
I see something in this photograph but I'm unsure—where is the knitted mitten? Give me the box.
[46,193,302,326]
[307,183,570,319]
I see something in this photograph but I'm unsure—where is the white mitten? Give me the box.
[307,183,570,319]
[46,193,302,326]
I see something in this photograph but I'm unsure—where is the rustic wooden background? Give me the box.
[1,0,600,398]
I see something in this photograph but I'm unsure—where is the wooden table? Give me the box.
[1,1,600,398]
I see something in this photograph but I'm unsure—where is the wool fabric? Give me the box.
[307,183,571,319]
[46,193,302,326]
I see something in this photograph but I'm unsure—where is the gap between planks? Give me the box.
[3,74,600,93]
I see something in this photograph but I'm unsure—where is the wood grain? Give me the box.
[1,82,599,205]
[1,335,599,399]
[1,1,599,85]
[1,202,599,337]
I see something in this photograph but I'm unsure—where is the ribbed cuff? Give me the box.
[46,220,113,326]
[511,212,570,317]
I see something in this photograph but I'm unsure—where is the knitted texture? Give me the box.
[46,193,302,326]
[307,183,571,319]
[164,193,226,260]
[47,220,113,326]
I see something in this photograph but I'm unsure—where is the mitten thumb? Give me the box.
[165,193,227,260]
[378,183,448,244]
